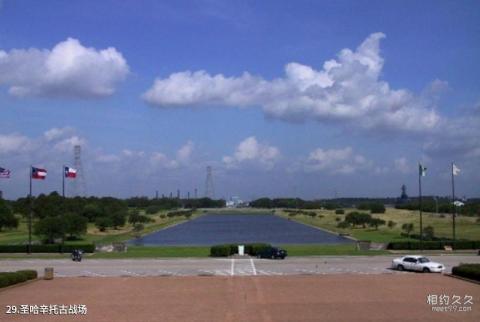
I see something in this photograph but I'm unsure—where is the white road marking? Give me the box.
[249,258,257,276]
[230,259,235,276]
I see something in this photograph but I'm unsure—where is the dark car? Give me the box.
[257,247,287,259]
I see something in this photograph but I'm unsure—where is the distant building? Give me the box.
[226,196,246,208]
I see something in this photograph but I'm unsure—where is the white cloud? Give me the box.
[95,153,121,163]
[394,157,411,174]
[0,133,33,154]
[304,147,371,174]
[176,141,194,163]
[150,152,179,169]
[0,38,129,98]
[53,136,87,153]
[223,136,280,169]
[44,127,75,141]
[143,32,440,133]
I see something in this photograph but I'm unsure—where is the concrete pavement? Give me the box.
[1,255,479,277]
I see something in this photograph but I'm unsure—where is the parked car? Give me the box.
[257,247,287,259]
[391,255,444,273]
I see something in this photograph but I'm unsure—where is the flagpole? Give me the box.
[419,164,423,252]
[62,165,65,198]
[451,162,456,242]
[28,166,32,255]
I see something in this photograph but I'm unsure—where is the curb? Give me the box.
[444,273,480,285]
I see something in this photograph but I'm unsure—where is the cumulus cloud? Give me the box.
[143,33,440,132]
[223,136,280,169]
[0,38,129,98]
[176,141,194,163]
[0,133,33,154]
[303,147,371,174]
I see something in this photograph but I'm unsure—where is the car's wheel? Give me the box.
[423,267,430,273]
[397,265,404,271]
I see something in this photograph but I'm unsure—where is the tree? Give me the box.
[82,203,103,222]
[401,223,414,236]
[64,213,88,239]
[368,218,386,230]
[110,212,126,229]
[33,192,64,219]
[0,200,18,231]
[34,216,66,244]
[95,217,112,232]
[345,212,372,228]
[387,220,396,229]
[423,226,435,240]
[129,211,152,225]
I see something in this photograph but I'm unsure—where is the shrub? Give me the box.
[335,209,345,214]
[452,264,480,281]
[0,244,94,253]
[335,217,341,222]
[244,243,271,256]
[387,220,396,229]
[0,270,38,288]
[337,221,350,229]
[210,243,272,257]
[210,244,235,257]
[387,241,480,250]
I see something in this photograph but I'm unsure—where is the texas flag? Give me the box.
[32,167,47,180]
[64,166,77,178]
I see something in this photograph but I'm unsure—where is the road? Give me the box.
[1,255,479,277]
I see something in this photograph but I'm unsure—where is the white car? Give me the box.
[391,255,445,273]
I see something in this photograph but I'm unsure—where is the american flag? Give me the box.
[0,167,11,178]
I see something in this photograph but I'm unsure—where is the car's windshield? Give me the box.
[418,257,430,263]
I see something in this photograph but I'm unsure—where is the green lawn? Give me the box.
[90,246,211,258]
[277,208,480,242]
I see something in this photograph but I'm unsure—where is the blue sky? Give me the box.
[0,0,479,200]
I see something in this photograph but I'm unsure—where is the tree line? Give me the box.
[0,192,224,244]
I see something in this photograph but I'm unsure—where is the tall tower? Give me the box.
[400,184,408,200]
[73,145,87,196]
[205,166,215,199]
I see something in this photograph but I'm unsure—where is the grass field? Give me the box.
[277,207,480,242]
[0,210,199,245]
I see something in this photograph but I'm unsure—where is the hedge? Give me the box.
[0,270,38,288]
[0,244,95,253]
[451,264,480,282]
[210,243,272,257]
[387,241,480,250]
